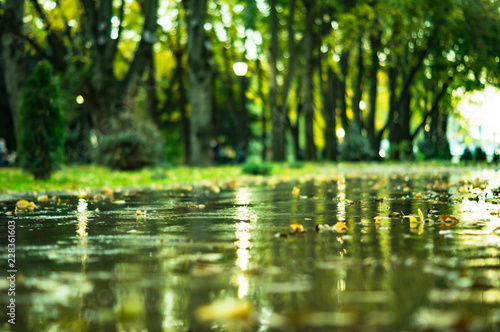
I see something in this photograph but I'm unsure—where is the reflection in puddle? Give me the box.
[2,168,500,331]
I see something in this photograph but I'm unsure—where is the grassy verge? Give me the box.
[0,161,485,194]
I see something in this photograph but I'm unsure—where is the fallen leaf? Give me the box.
[388,211,401,218]
[111,199,126,204]
[333,221,348,232]
[103,187,113,195]
[196,298,253,322]
[16,200,36,210]
[418,208,424,223]
[439,215,459,223]
[408,215,418,224]
[290,223,304,232]
[316,224,331,232]
[16,200,30,209]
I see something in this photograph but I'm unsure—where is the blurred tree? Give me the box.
[182,0,214,166]
[22,0,159,132]
[302,0,317,160]
[0,0,26,149]
[268,0,285,161]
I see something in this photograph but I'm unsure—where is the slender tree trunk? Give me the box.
[257,59,267,161]
[146,49,158,123]
[174,50,190,164]
[367,31,381,155]
[339,51,350,130]
[323,67,338,161]
[387,62,401,159]
[352,40,364,128]
[183,0,213,166]
[303,0,316,160]
[269,0,286,161]
[430,88,440,145]
[289,77,303,161]
[239,75,249,161]
[1,0,26,149]
[436,112,451,158]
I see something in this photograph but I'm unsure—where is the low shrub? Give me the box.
[94,112,164,170]
[241,162,272,175]
[340,122,373,161]
[289,161,306,169]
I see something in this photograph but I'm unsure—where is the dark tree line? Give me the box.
[1,0,500,167]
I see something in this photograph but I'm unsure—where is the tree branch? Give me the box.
[121,0,158,93]
[30,0,68,71]
[411,79,450,140]
[111,0,125,59]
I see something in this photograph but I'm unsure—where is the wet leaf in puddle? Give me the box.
[333,221,347,232]
[290,223,304,232]
[188,204,206,209]
[388,211,402,218]
[16,200,37,210]
[275,224,307,238]
[111,199,126,204]
[103,187,113,195]
[439,215,460,223]
[407,215,418,224]
[315,222,347,233]
[418,208,425,223]
[315,224,331,232]
[196,298,253,322]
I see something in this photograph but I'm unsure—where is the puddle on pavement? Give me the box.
[1,168,500,331]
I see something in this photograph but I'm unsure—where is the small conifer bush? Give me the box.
[19,60,65,179]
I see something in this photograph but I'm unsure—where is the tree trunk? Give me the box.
[269,0,286,161]
[352,40,364,129]
[290,77,303,161]
[303,0,316,161]
[81,0,159,133]
[146,49,158,123]
[367,31,381,155]
[339,51,350,130]
[323,67,338,161]
[257,58,267,161]
[183,0,214,166]
[1,0,26,149]
[176,52,190,165]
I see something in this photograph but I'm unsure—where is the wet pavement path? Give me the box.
[1,166,500,331]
